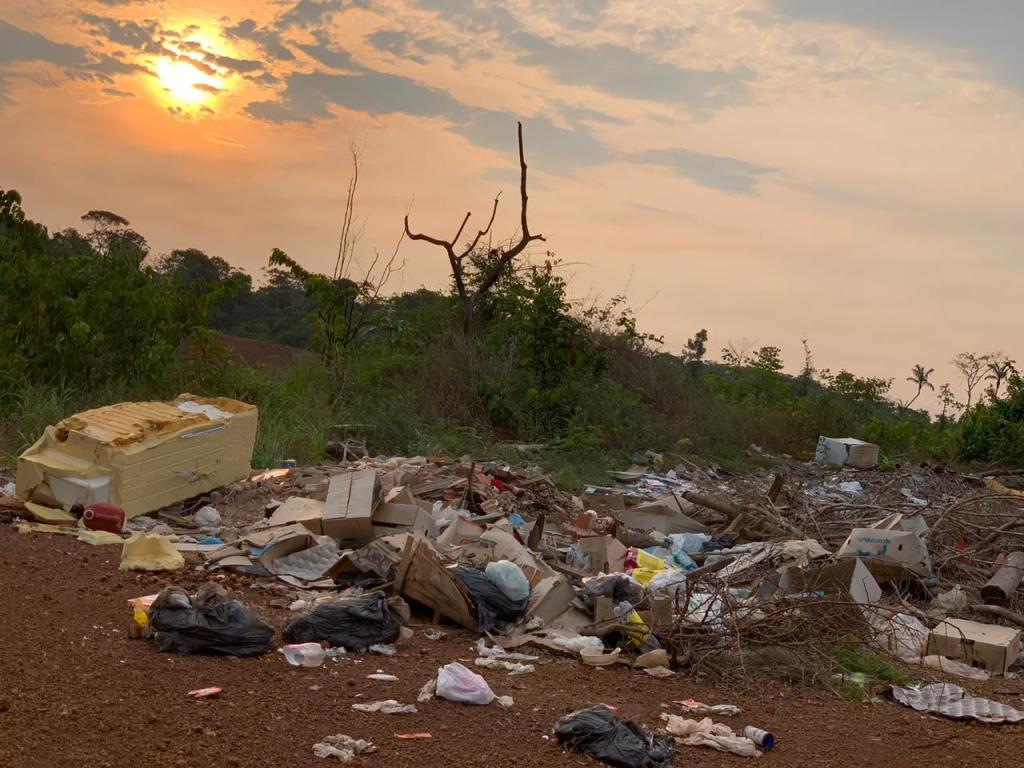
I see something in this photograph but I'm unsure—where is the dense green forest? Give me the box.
[1,186,1021,484]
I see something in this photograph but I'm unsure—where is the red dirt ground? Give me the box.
[2,526,1024,768]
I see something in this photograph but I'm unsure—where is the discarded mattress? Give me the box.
[891,683,1024,724]
[16,394,258,518]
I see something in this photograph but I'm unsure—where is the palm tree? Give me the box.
[986,357,1017,399]
[905,364,935,408]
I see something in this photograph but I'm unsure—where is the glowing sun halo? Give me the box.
[155,57,221,105]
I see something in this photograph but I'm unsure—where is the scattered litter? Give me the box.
[194,505,221,528]
[370,643,398,656]
[187,687,222,700]
[367,673,399,682]
[435,662,496,705]
[475,657,535,675]
[423,629,445,641]
[475,638,538,661]
[280,642,327,668]
[838,481,864,495]
[289,600,308,612]
[675,700,741,716]
[549,635,604,654]
[930,586,969,616]
[312,734,376,762]
[417,677,437,703]
[661,714,760,757]
[352,700,417,715]
[580,647,621,667]
[555,705,674,768]
[891,683,1024,723]
[642,666,674,678]
[394,733,432,740]
[910,655,990,682]
[900,489,928,507]
[634,649,669,669]
[497,695,514,708]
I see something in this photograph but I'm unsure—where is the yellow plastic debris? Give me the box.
[630,549,671,586]
[24,501,78,525]
[78,529,125,546]
[17,521,76,536]
[119,532,185,571]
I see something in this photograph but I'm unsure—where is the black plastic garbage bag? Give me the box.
[554,706,674,768]
[148,585,276,657]
[451,565,528,632]
[282,592,403,651]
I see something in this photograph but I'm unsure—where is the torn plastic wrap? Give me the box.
[554,705,674,768]
[282,592,406,651]
[148,585,275,657]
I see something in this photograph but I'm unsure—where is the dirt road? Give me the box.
[2,527,1023,768]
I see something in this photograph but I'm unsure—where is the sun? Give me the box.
[155,57,221,105]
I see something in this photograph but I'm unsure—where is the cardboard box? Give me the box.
[779,558,881,604]
[577,535,628,574]
[836,514,932,581]
[617,501,707,536]
[372,502,433,537]
[928,618,1022,675]
[264,497,325,535]
[814,436,879,469]
[323,469,379,546]
[16,394,257,518]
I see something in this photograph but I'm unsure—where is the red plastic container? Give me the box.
[82,503,125,534]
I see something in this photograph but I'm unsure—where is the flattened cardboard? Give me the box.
[323,469,379,546]
[617,502,707,536]
[928,618,1022,675]
[17,394,257,518]
[264,497,324,535]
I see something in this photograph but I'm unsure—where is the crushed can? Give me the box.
[82,503,125,534]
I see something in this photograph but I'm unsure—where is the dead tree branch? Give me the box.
[404,121,545,333]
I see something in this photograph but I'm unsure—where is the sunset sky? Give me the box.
[1,1,1021,410]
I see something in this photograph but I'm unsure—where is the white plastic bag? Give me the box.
[484,560,530,602]
[194,505,221,528]
[280,642,326,667]
[436,662,496,705]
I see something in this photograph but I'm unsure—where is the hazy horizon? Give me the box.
[2,1,1021,411]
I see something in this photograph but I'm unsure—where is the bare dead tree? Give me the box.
[404,121,545,333]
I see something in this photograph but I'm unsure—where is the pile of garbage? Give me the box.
[5,402,1024,723]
